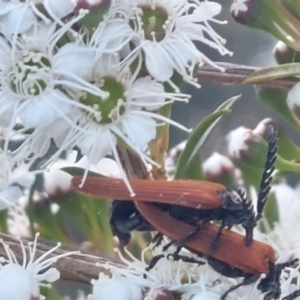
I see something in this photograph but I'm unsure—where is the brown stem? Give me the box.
[196,62,298,89]
[0,233,125,285]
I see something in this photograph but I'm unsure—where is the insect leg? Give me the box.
[145,241,180,271]
[221,275,259,300]
[175,222,206,248]
[205,219,226,258]
[145,254,165,271]
[167,246,205,266]
[282,290,300,300]
[151,232,164,248]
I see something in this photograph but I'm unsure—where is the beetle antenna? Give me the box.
[256,126,278,222]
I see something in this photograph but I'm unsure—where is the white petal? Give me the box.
[0,96,15,127]
[9,164,35,188]
[0,2,36,34]
[193,2,222,21]
[77,126,116,164]
[130,77,165,110]
[46,0,75,18]
[93,277,142,300]
[122,113,156,148]
[144,43,174,82]
[18,90,72,129]
[0,264,35,300]
[54,43,95,80]
[0,186,22,209]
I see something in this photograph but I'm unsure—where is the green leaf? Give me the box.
[257,87,300,131]
[175,95,240,180]
[243,63,300,83]
[258,192,279,232]
[58,192,113,254]
[27,200,68,242]
[0,210,8,233]
[277,127,300,161]
[257,88,300,130]
[235,161,263,189]
[276,155,300,172]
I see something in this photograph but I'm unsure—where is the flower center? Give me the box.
[80,76,126,124]
[9,50,51,96]
[136,5,169,41]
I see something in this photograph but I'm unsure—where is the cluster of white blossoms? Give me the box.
[0,233,78,300]
[88,236,300,300]
[0,0,231,195]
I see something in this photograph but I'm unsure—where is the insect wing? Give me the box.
[134,201,276,275]
[72,177,225,209]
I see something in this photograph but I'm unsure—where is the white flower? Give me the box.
[230,0,249,16]
[119,0,232,89]
[90,242,209,300]
[0,233,79,300]
[0,0,77,36]
[42,54,190,194]
[0,149,34,210]
[0,18,102,133]
[90,273,143,300]
[90,237,300,300]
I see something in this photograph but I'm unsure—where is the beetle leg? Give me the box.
[221,275,259,300]
[205,219,226,258]
[167,246,205,266]
[151,232,164,248]
[282,290,300,300]
[145,254,165,271]
[163,240,176,251]
[175,222,206,248]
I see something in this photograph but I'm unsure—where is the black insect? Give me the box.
[109,126,278,250]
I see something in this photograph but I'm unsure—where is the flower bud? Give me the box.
[230,0,260,24]
[287,83,300,120]
[253,118,278,140]
[273,40,300,65]
[231,0,300,51]
[226,122,272,168]
[202,152,236,186]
